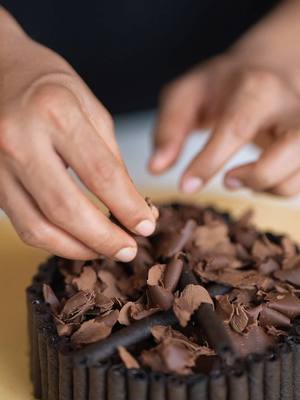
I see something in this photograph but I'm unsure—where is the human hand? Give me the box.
[0,9,157,260]
[149,52,300,197]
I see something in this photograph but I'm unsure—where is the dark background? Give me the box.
[3,0,278,114]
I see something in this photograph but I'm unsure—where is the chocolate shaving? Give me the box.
[118,346,140,369]
[72,267,97,291]
[252,236,282,260]
[274,267,300,287]
[258,306,291,329]
[71,310,119,345]
[193,221,235,256]
[258,259,279,276]
[59,290,96,323]
[230,305,249,334]
[173,284,213,327]
[157,219,197,257]
[141,339,196,375]
[98,270,123,299]
[266,293,300,319]
[43,284,60,313]
[147,264,165,286]
[118,301,159,325]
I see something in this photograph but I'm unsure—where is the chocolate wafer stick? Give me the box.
[179,265,235,364]
[72,310,177,366]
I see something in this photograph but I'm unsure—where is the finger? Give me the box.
[149,73,206,174]
[11,142,138,262]
[53,112,157,237]
[63,73,124,164]
[269,169,300,197]
[0,170,98,259]
[225,130,300,191]
[180,82,278,193]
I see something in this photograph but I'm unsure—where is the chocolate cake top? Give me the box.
[43,203,300,375]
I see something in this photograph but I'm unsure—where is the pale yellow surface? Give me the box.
[0,191,300,399]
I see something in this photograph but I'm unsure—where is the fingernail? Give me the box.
[114,246,137,262]
[181,177,203,193]
[150,150,168,171]
[134,219,156,236]
[225,176,243,189]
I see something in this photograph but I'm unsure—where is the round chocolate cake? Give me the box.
[27,203,300,400]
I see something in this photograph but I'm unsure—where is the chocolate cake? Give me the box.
[27,203,300,400]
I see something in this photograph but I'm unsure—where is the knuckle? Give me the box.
[20,224,49,247]
[43,194,78,225]
[0,117,26,163]
[32,84,69,113]
[221,114,250,141]
[240,68,279,93]
[90,160,119,188]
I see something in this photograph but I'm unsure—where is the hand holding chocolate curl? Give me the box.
[149,1,300,198]
[0,7,157,261]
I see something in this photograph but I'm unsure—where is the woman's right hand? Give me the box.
[0,7,157,261]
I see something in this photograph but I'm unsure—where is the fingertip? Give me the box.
[148,149,173,174]
[134,219,156,236]
[180,176,204,194]
[114,246,138,262]
[224,175,244,190]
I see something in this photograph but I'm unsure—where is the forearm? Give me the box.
[230,1,300,77]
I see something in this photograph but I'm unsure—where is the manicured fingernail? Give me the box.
[181,177,203,193]
[225,176,243,189]
[134,219,156,236]
[150,150,168,171]
[114,247,137,262]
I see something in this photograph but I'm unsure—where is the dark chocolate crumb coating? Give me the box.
[27,203,300,399]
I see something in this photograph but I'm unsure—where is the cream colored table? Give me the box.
[0,192,299,399]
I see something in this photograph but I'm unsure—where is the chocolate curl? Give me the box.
[163,254,184,292]
[247,354,264,400]
[179,266,235,364]
[38,331,48,400]
[58,353,73,400]
[89,362,110,400]
[228,367,249,400]
[73,366,88,400]
[209,371,227,400]
[167,376,187,400]
[279,343,293,400]
[159,219,197,257]
[128,369,148,400]
[47,340,59,400]
[291,337,300,400]
[188,374,208,400]
[148,285,174,310]
[107,364,126,400]
[149,372,166,400]
[148,254,183,310]
[264,352,280,400]
[72,310,177,366]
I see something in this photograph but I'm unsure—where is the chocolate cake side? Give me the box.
[26,203,300,400]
